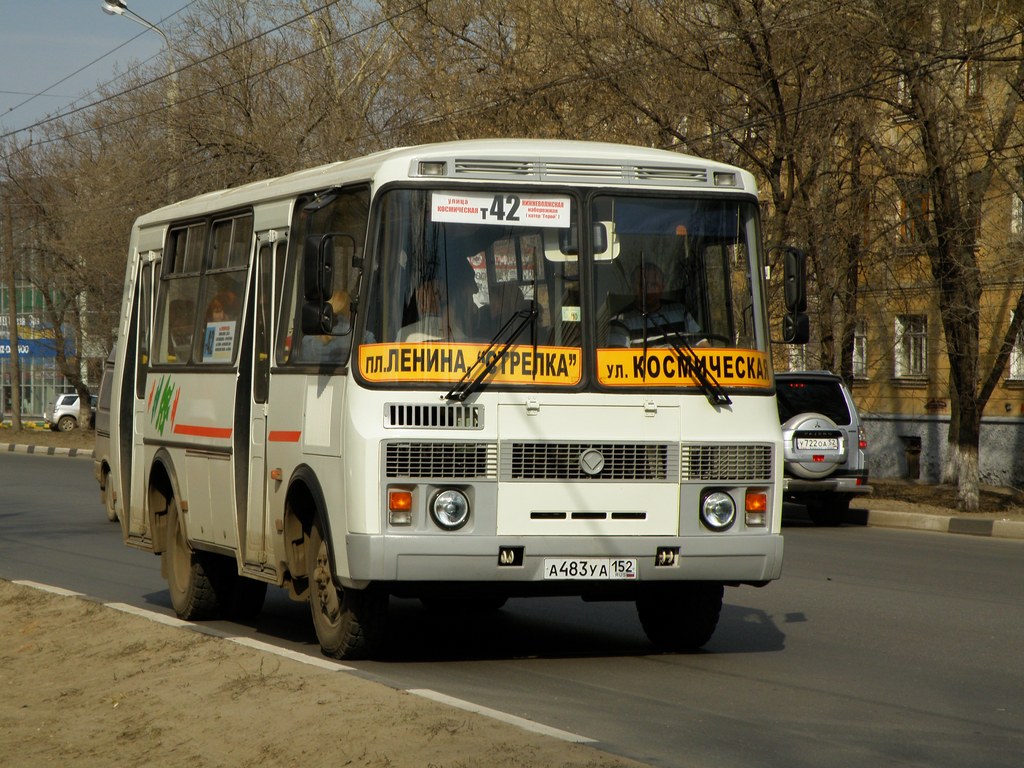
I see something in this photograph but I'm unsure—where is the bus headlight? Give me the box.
[430,489,470,530]
[700,491,736,531]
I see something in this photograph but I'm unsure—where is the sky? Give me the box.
[0,1,189,138]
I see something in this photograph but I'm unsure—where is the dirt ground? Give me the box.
[0,581,648,768]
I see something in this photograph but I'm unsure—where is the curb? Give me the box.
[863,508,1024,540]
[2,442,95,460]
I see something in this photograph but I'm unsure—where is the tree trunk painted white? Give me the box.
[954,444,979,512]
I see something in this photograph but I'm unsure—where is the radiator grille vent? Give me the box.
[453,159,536,177]
[680,444,773,482]
[635,165,708,183]
[448,158,712,187]
[385,403,483,430]
[502,442,678,482]
[384,441,497,479]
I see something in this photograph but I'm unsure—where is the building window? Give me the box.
[966,59,983,100]
[895,315,927,378]
[853,320,868,379]
[899,190,929,244]
[1010,317,1024,381]
[1012,167,1024,239]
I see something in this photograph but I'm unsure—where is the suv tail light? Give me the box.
[858,425,867,450]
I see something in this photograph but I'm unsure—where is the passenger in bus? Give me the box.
[168,299,196,360]
[206,290,238,323]
[300,289,353,363]
[607,263,700,348]
[398,263,476,343]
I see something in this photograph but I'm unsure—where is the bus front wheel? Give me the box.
[306,520,385,660]
[636,582,724,652]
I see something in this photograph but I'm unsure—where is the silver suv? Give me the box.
[44,393,97,432]
[776,370,871,524]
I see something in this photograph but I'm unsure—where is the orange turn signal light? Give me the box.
[389,489,413,511]
[745,490,767,512]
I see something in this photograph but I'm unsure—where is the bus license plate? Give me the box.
[543,558,637,580]
[796,437,839,451]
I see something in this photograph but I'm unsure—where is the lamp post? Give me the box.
[101,0,179,189]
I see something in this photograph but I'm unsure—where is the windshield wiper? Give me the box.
[643,312,732,407]
[444,307,537,402]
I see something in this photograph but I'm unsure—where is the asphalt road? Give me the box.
[2,452,1022,767]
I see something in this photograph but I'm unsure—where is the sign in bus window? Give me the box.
[199,284,241,363]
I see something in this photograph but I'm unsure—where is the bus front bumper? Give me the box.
[342,533,783,590]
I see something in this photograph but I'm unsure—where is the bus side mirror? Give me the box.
[303,235,334,302]
[782,313,809,344]
[782,247,809,344]
[783,247,806,313]
[302,233,357,334]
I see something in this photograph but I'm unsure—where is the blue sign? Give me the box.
[0,338,71,358]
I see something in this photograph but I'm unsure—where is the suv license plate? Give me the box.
[543,558,637,580]
[796,437,840,451]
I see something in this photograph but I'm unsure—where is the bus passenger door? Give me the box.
[241,235,282,573]
[127,254,156,546]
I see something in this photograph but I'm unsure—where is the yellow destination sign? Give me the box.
[597,348,771,388]
[359,343,582,385]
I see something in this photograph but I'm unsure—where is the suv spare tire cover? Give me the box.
[781,412,847,479]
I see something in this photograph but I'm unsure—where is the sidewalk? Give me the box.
[3,434,1024,540]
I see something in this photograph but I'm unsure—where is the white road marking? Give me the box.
[408,688,596,743]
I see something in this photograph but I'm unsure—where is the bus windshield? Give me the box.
[359,188,767,391]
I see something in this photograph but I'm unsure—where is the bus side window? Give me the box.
[153,276,201,365]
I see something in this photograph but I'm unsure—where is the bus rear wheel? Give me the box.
[636,582,724,652]
[162,496,222,621]
[306,519,385,660]
[102,469,117,522]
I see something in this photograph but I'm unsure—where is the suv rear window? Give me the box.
[777,379,852,425]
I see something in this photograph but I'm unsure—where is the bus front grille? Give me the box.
[384,441,497,479]
[501,442,678,482]
[680,444,774,482]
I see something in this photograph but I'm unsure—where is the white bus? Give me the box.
[106,139,806,659]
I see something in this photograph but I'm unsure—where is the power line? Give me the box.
[2,2,200,125]
[0,0,351,144]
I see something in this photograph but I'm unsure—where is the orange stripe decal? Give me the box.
[173,424,233,439]
[268,430,302,443]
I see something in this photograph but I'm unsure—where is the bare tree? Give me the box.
[862,0,1024,509]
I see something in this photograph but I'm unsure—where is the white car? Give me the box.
[44,393,97,432]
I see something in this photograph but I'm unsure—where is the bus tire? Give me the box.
[102,469,118,522]
[306,519,385,660]
[636,582,724,652]
[163,496,222,621]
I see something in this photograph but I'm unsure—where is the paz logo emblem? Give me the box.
[579,448,606,476]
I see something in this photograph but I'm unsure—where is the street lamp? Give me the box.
[101,1,179,188]
[101,0,178,111]
[102,1,171,53]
